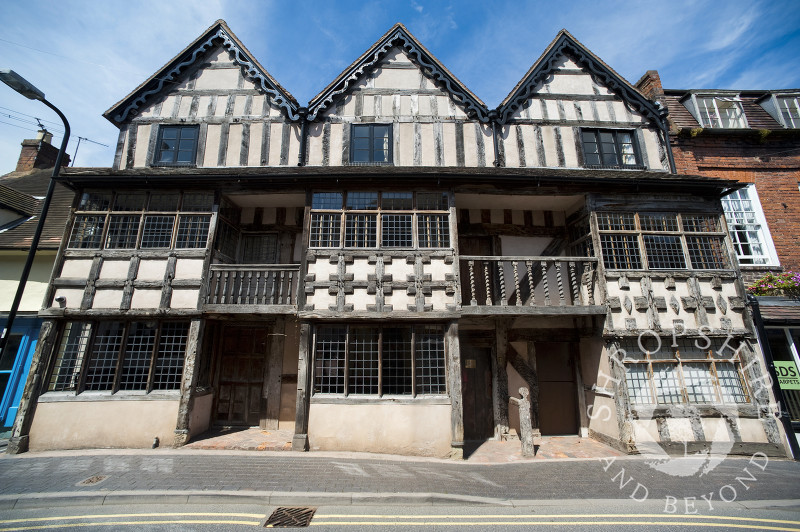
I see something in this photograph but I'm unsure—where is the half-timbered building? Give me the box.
[7,21,790,458]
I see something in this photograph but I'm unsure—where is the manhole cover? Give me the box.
[76,475,109,486]
[265,507,317,528]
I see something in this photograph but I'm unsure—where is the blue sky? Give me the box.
[2,0,799,174]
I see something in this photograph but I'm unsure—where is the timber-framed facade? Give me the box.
[6,20,790,458]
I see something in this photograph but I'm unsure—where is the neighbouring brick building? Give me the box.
[636,71,800,452]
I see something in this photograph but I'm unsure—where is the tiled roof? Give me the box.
[0,185,38,216]
[757,297,800,323]
[663,90,784,130]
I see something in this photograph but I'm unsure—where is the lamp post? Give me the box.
[0,70,70,368]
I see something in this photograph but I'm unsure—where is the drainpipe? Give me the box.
[488,110,501,167]
[656,103,677,173]
[297,107,308,167]
[748,295,800,460]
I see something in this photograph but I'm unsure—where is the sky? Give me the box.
[1,0,799,175]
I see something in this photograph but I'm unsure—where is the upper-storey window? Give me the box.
[597,212,730,271]
[154,125,199,166]
[581,129,642,169]
[310,191,450,249]
[777,96,800,128]
[351,124,392,164]
[694,97,747,128]
[68,191,213,250]
[721,186,778,266]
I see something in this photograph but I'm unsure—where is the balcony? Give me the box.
[459,256,604,315]
[204,264,299,313]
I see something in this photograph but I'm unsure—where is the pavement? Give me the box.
[0,432,798,510]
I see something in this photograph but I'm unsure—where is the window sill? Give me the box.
[631,403,758,419]
[39,390,181,402]
[311,394,450,405]
[150,163,198,168]
[584,164,646,171]
[344,162,394,167]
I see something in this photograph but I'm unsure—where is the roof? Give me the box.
[757,297,800,324]
[498,30,663,125]
[662,89,800,131]
[104,19,299,125]
[0,185,38,216]
[0,170,75,250]
[307,23,489,122]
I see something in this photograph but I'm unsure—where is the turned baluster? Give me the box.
[541,261,550,306]
[513,261,521,306]
[526,260,535,306]
[555,261,565,306]
[569,261,579,305]
[484,263,492,306]
[469,260,477,306]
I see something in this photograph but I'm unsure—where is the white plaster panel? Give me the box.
[350,259,372,281]
[442,122,457,166]
[203,124,221,167]
[160,96,176,117]
[60,259,93,278]
[29,399,180,450]
[419,123,435,166]
[308,403,451,457]
[528,100,543,120]
[170,289,199,309]
[521,126,538,167]
[384,260,413,282]
[214,96,228,118]
[196,96,211,118]
[700,417,732,442]
[309,287,335,309]
[309,259,338,282]
[502,127,520,167]
[178,96,192,117]
[286,125,301,166]
[429,288,450,310]
[374,67,421,90]
[737,419,768,443]
[340,94,356,116]
[545,100,560,121]
[462,123,478,167]
[226,123,243,166]
[175,259,204,280]
[540,126,556,167]
[92,289,123,309]
[328,122,343,166]
[233,95,247,116]
[262,207,277,225]
[251,95,265,117]
[98,260,130,279]
[666,418,696,441]
[248,122,264,166]
[595,100,610,122]
[194,67,240,90]
[132,124,152,168]
[268,123,283,165]
[548,74,594,95]
[560,127,578,168]
[51,289,84,309]
[386,290,412,309]
[347,288,373,311]
[643,129,663,171]
[397,122,414,166]
[418,96,432,117]
[137,260,167,281]
[130,289,161,309]
[306,124,323,166]
[632,419,661,443]
[424,258,451,282]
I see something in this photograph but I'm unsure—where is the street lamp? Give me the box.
[0,70,70,371]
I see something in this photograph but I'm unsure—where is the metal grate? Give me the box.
[265,507,317,528]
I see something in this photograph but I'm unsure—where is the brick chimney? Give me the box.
[635,70,665,101]
[15,130,71,172]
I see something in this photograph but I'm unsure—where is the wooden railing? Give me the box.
[206,264,299,306]
[460,256,598,308]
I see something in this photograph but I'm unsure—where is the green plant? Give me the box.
[747,271,800,296]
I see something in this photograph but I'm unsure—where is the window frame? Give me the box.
[689,95,748,129]
[153,125,199,167]
[312,324,448,398]
[618,338,751,406]
[46,320,190,395]
[776,95,800,128]
[721,185,779,266]
[597,211,731,271]
[67,191,213,251]
[349,124,393,165]
[580,128,643,170]
[309,191,451,250]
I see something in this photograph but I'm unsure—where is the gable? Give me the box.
[499,31,663,126]
[309,24,488,122]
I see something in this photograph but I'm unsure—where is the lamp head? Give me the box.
[0,69,45,100]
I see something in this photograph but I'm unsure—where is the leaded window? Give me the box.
[313,325,446,396]
[47,321,189,393]
[154,125,199,166]
[351,124,392,164]
[67,191,212,250]
[310,191,450,249]
[619,337,750,406]
[597,212,729,270]
[581,129,641,169]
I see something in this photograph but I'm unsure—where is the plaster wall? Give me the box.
[308,403,452,456]
[29,398,179,450]
[0,252,56,312]
[189,393,214,438]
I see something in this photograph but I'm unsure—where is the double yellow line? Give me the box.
[312,513,800,530]
[0,512,265,530]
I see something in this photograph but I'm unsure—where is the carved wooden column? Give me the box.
[173,318,205,447]
[446,321,463,457]
[493,319,510,440]
[7,319,59,454]
[526,341,541,439]
[293,323,312,451]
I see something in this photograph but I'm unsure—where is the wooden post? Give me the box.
[7,319,58,454]
[173,318,205,447]
[573,342,590,438]
[527,341,541,439]
[292,323,312,451]
[492,319,510,440]
[446,321,464,458]
[510,388,534,457]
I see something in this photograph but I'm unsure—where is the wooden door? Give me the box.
[461,345,494,440]
[214,325,267,426]
[535,342,579,435]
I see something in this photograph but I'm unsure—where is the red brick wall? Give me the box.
[671,131,800,271]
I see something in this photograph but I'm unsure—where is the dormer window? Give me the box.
[350,124,392,164]
[693,96,747,128]
[777,96,800,128]
[154,125,199,166]
[580,129,642,169]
